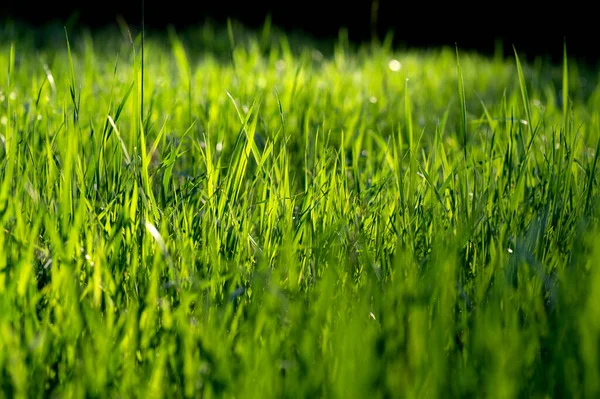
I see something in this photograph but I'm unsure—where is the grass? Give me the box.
[0,21,600,397]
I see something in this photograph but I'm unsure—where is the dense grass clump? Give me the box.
[1,22,600,397]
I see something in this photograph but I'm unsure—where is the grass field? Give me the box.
[1,21,600,397]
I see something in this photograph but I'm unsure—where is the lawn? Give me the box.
[1,21,599,398]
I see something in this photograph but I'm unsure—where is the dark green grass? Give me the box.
[0,22,600,397]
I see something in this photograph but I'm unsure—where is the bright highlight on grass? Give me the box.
[0,22,599,397]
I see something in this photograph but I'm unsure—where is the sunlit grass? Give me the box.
[0,21,599,397]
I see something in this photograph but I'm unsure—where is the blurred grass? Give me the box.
[0,20,599,397]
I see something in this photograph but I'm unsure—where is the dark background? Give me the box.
[1,0,597,62]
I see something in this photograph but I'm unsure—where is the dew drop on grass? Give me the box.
[388,59,401,72]
[276,60,286,72]
[216,142,223,152]
[312,50,324,62]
